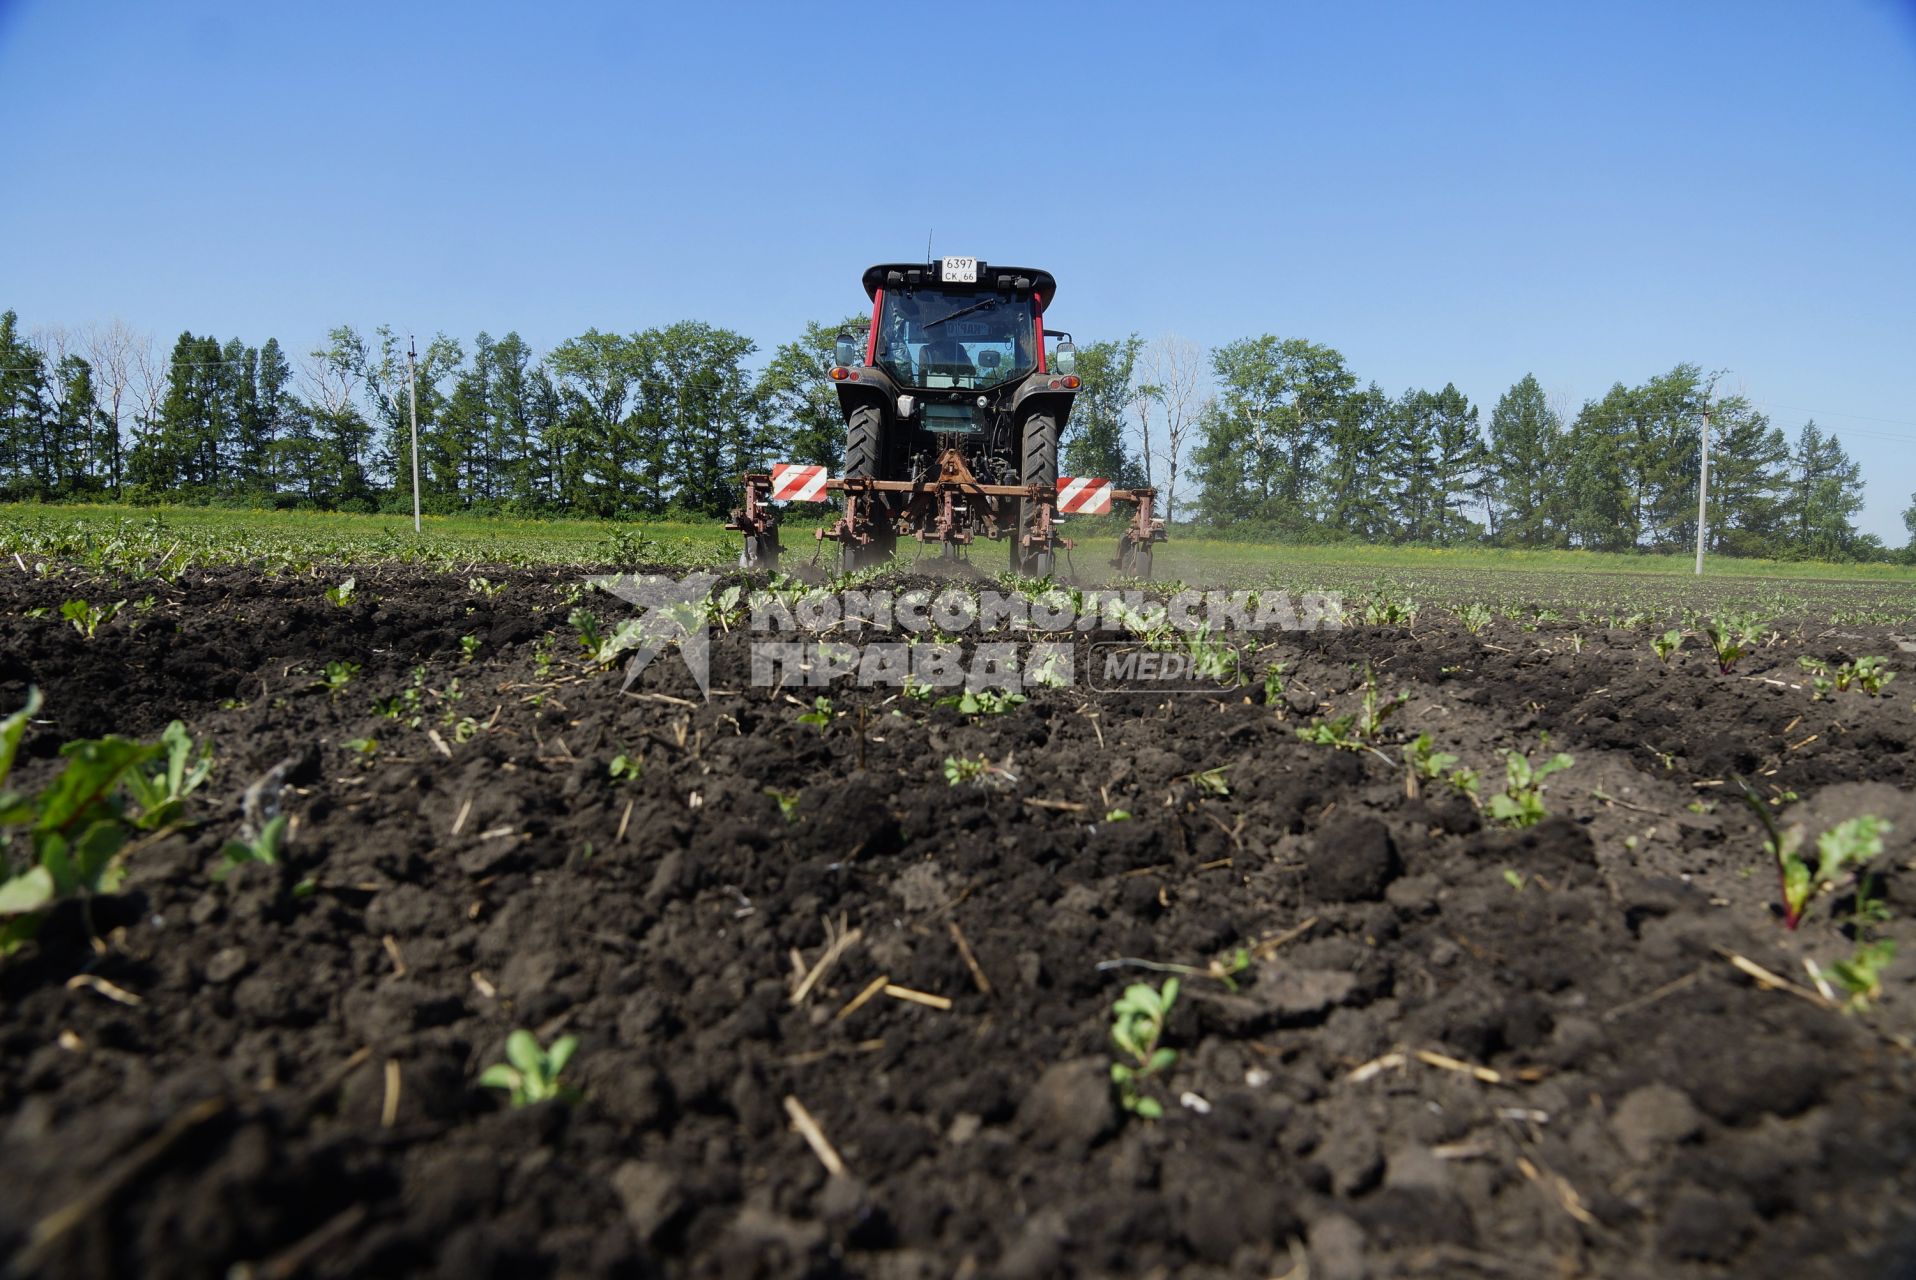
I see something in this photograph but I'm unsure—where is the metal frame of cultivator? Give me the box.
[727,449,1166,576]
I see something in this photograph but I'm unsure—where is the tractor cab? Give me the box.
[847,261,1060,394]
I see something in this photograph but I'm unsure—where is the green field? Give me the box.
[3,502,1912,622]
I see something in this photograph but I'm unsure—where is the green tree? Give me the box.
[756,315,867,472]
[1317,383,1394,539]
[1703,396,1790,556]
[1062,334,1146,487]
[1484,374,1563,546]
[1787,420,1864,559]
[0,311,51,495]
[1193,335,1355,527]
[643,321,759,517]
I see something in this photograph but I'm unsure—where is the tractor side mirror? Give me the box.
[1054,342,1076,375]
[977,350,1001,370]
[834,331,859,368]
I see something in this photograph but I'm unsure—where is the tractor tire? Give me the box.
[1118,534,1153,580]
[1012,410,1059,578]
[841,404,894,574]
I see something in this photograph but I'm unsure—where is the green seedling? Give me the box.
[218,814,288,874]
[1851,656,1896,696]
[1780,815,1890,931]
[1104,808,1132,822]
[1458,602,1493,635]
[1651,629,1683,663]
[344,736,380,762]
[797,696,834,728]
[0,689,189,955]
[938,687,1027,716]
[315,660,361,698]
[943,754,1013,788]
[1742,781,1891,931]
[1298,670,1408,752]
[1189,765,1231,797]
[532,634,558,680]
[568,608,602,652]
[459,634,481,663]
[1488,747,1574,828]
[1261,662,1287,705]
[1827,940,1895,1012]
[1026,650,1072,689]
[479,1029,580,1107]
[467,576,507,598]
[1110,978,1179,1120]
[60,598,125,639]
[609,753,642,782]
[1503,869,1527,892]
[1701,612,1765,674]
[1361,593,1418,627]
[1800,654,1895,699]
[766,788,800,821]
[1402,733,1479,802]
[323,577,357,608]
[124,720,213,829]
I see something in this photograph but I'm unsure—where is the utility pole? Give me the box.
[406,336,422,534]
[1694,403,1710,576]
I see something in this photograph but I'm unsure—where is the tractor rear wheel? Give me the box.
[841,403,894,573]
[1012,410,1058,578]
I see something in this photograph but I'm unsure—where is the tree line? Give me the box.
[1065,333,1902,561]
[0,305,1905,559]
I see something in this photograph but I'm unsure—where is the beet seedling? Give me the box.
[480,1030,580,1107]
[60,598,124,639]
[1652,629,1683,663]
[1403,733,1478,802]
[124,721,212,829]
[1110,978,1179,1120]
[323,577,357,608]
[1489,746,1574,827]
[796,696,834,728]
[1799,654,1895,699]
[218,815,288,874]
[1743,784,1892,930]
[1701,612,1765,674]
[943,754,1013,788]
[315,660,360,698]
[1458,602,1493,635]
[938,688,1027,716]
[1828,940,1895,1011]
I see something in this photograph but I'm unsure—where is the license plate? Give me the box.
[940,256,978,284]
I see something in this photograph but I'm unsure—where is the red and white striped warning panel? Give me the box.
[770,463,830,502]
[1055,476,1113,515]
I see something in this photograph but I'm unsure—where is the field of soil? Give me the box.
[2,558,1915,1279]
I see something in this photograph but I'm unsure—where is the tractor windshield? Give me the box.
[873,288,1038,390]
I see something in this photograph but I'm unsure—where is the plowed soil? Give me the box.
[2,562,1915,1279]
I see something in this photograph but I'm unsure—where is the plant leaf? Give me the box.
[547,1035,578,1077]
[0,687,41,790]
[0,866,55,914]
[478,1064,520,1091]
[505,1029,542,1076]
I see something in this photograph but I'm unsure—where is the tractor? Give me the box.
[729,258,1164,578]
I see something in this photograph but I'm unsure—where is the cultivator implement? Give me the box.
[728,453,1166,577]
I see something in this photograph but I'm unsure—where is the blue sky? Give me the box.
[3,0,1914,540]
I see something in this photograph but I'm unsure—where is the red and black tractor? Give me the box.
[730,257,1164,578]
